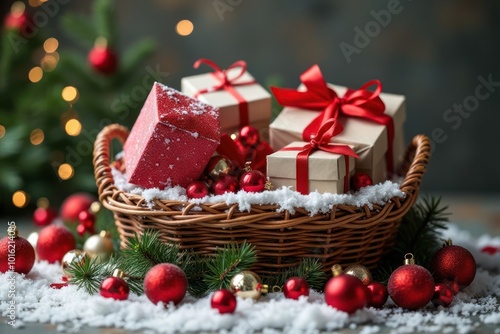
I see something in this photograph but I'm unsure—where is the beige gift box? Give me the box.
[267,141,355,194]
[269,84,406,184]
[181,68,272,134]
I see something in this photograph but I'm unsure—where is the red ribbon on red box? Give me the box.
[271,64,395,175]
[281,119,358,195]
[193,58,256,129]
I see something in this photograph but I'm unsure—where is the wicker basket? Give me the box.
[93,124,431,275]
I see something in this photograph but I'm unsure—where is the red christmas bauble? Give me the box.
[89,46,118,75]
[239,126,260,147]
[388,264,435,310]
[235,138,256,162]
[78,211,95,228]
[283,277,310,300]
[0,231,35,274]
[351,172,373,191]
[324,274,368,314]
[33,207,57,227]
[445,280,460,295]
[432,283,454,307]
[144,263,187,306]
[60,193,96,223]
[186,181,210,199]
[239,170,266,193]
[211,175,239,195]
[429,244,476,289]
[4,11,30,32]
[36,225,76,263]
[100,276,129,300]
[211,289,237,314]
[76,224,87,237]
[366,282,388,308]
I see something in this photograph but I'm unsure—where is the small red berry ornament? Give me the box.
[36,225,76,263]
[60,193,96,223]
[283,277,310,300]
[239,169,268,193]
[211,289,237,314]
[77,210,96,236]
[0,228,35,274]
[33,207,57,226]
[429,240,476,289]
[144,263,187,306]
[211,175,239,195]
[445,280,460,295]
[324,265,368,314]
[88,37,118,75]
[366,282,388,308]
[186,181,210,199]
[387,254,435,310]
[351,172,373,191]
[100,269,129,301]
[239,126,260,147]
[432,283,454,307]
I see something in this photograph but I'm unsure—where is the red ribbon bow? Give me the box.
[282,119,358,195]
[193,58,256,129]
[271,64,395,175]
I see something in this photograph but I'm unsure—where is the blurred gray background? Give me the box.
[8,0,500,193]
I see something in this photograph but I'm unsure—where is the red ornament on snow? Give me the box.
[100,269,129,301]
[387,254,435,310]
[429,240,476,289]
[366,282,388,308]
[77,210,96,236]
[211,289,237,314]
[432,283,454,307]
[481,245,500,255]
[239,126,260,147]
[283,277,310,300]
[211,175,239,195]
[186,181,210,199]
[0,228,35,274]
[351,172,373,191]
[89,37,118,75]
[240,169,267,193]
[144,263,187,306]
[60,193,96,223]
[33,207,57,227]
[445,280,460,295]
[324,265,368,314]
[36,225,76,263]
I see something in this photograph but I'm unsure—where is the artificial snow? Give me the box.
[1,224,499,333]
[111,166,405,215]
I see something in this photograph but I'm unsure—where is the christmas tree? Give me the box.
[0,0,157,214]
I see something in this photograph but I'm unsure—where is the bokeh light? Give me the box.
[28,67,43,83]
[12,190,29,208]
[58,163,74,180]
[0,125,5,139]
[65,119,82,136]
[176,20,194,36]
[43,38,59,53]
[30,128,45,145]
[37,197,49,209]
[62,86,79,104]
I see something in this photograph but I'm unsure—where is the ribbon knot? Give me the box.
[193,58,256,129]
[281,119,358,195]
[271,64,396,175]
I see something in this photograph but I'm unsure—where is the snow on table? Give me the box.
[1,225,499,333]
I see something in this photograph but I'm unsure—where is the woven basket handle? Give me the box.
[399,134,431,195]
[93,124,130,202]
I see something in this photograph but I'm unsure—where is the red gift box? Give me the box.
[124,82,220,189]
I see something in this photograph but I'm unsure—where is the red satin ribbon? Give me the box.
[271,64,395,175]
[281,119,358,195]
[193,58,256,129]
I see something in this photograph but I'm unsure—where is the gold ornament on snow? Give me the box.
[61,249,87,277]
[344,264,373,286]
[229,270,269,300]
[83,230,114,263]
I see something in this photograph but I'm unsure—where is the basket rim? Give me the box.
[93,124,431,214]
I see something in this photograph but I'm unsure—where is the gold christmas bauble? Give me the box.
[344,264,373,285]
[83,231,114,263]
[205,156,233,179]
[61,249,87,277]
[229,270,269,300]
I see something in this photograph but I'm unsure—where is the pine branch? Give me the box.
[67,256,108,294]
[60,14,97,48]
[263,258,327,292]
[94,0,115,43]
[182,253,210,298]
[204,241,257,291]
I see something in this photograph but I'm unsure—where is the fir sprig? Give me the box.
[205,241,258,291]
[67,257,108,294]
